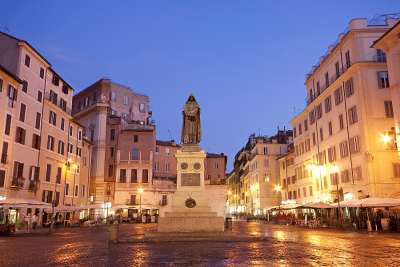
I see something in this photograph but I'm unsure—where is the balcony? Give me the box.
[11,176,25,189]
[159,200,168,206]
[28,179,39,192]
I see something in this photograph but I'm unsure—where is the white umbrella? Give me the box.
[299,202,334,209]
[0,198,51,208]
[333,198,400,208]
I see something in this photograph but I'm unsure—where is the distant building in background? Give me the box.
[226,129,293,215]
[290,17,400,205]
[205,153,227,185]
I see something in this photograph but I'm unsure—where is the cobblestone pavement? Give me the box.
[1,222,400,266]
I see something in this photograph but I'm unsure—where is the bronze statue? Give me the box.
[181,94,201,145]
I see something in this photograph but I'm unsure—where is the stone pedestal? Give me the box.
[157,145,225,232]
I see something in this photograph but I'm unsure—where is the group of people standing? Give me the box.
[23,212,39,232]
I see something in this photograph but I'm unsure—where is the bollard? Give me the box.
[108,224,119,243]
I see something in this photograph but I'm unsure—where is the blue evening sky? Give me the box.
[2,1,399,170]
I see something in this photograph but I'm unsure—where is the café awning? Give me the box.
[299,202,334,209]
[0,198,51,208]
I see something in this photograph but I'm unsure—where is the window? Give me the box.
[324,96,332,113]
[348,106,358,125]
[130,195,136,205]
[376,49,386,62]
[59,98,67,112]
[78,130,82,140]
[315,104,322,119]
[131,169,138,183]
[110,129,115,141]
[25,54,30,67]
[334,87,343,105]
[328,121,333,136]
[76,147,81,157]
[341,170,350,183]
[330,173,339,186]
[309,186,313,197]
[52,74,60,86]
[56,167,61,184]
[377,71,390,88]
[69,126,73,136]
[325,72,329,88]
[47,135,55,151]
[293,127,297,138]
[61,118,65,131]
[1,142,8,164]
[110,147,114,157]
[131,148,139,160]
[327,146,336,162]
[35,112,41,129]
[0,78,2,92]
[62,84,69,94]
[345,50,351,68]
[312,132,316,146]
[319,127,324,142]
[344,78,354,97]
[46,164,51,182]
[298,124,302,135]
[15,127,26,144]
[37,91,43,102]
[75,185,79,197]
[108,165,114,177]
[316,81,320,95]
[339,140,349,158]
[142,169,149,183]
[49,111,57,126]
[384,101,394,118]
[120,169,127,183]
[5,114,11,135]
[349,136,360,154]
[7,85,17,101]
[304,119,308,131]
[65,184,69,196]
[57,140,65,155]
[133,135,138,143]
[309,110,315,124]
[81,185,85,197]
[335,61,340,78]
[32,134,41,150]
[40,67,45,79]
[139,103,145,112]
[123,95,128,105]
[111,91,116,101]
[50,90,58,105]
[19,103,26,122]
[393,163,400,178]
[339,114,344,130]
[67,143,73,153]
[0,170,5,187]
[353,166,362,181]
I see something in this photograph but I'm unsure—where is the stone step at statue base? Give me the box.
[157,215,224,232]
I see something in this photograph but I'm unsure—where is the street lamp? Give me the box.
[381,133,392,145]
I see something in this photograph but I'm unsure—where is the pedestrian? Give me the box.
[32,213,38,230]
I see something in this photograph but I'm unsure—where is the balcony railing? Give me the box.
[28,180,39,192]
[11,177,25,188]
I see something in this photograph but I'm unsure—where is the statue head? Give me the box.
[186,94,197,103]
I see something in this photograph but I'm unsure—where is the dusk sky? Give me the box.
[3,1,399,170]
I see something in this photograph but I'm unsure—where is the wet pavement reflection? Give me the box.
[1,221,400,266]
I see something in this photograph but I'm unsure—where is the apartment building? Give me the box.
[72,79,153,206]
[205,153,227,185]
[290,18,400,205]
[0,32,91,210]
[227,130,292,215]
[153,140,180,182]
[277,144,296,203]
[0,64,22,197]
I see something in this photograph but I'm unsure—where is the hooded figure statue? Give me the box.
[181,94,201,145]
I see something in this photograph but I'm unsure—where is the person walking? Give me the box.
[32,213,38,230]
[24,213,32,233]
